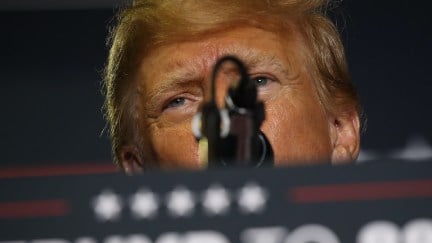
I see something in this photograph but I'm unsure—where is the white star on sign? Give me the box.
[237,182,268,214]
[166,186,195,217]
[129,188,159,219]
[92,190,123,221]
[202,183,231,216]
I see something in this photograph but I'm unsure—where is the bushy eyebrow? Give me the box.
[234,49,294,79]
[144,67,204,117]
[150,69,199,95]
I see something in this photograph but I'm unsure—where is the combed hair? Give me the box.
[103,0,361,165]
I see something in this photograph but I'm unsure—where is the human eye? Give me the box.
[250,74,280,100]
[250,75,280,90]
[162,93,201,114]
[166,97,187,109]
[251,76,271,86]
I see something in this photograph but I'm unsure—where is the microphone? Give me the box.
[192,55,274,167]
[224,76,274,167]
[226,69,257,109]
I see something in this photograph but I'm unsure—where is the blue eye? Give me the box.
[167,97,186,108]
[252,76,269,86]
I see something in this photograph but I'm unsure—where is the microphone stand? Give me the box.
[193,55,274,168]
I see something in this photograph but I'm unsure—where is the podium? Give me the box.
[0,160,431,243]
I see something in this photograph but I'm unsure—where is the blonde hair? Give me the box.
[103,0,361,165]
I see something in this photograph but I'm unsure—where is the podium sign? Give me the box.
[0,160,431,243]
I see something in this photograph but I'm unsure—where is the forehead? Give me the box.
[136,25,306,90]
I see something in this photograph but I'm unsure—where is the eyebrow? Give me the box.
[233,48,294,79]
[151,69,200,95]
[145,68,202,112]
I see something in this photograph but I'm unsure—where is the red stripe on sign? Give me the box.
[290,179,432,203]
[0,163,119,179]
[0,200,69,218]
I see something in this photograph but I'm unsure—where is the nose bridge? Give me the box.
[211,63,242,108]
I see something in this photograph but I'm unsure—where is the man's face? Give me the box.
[131,25,353,169]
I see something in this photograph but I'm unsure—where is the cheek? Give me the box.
[147,121,200,169]
[261,94,333,165]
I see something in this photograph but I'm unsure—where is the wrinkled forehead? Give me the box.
[135,25,306,91]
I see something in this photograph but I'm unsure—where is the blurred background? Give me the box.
[1,0,431,167]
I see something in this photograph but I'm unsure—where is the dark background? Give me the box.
[1,0,431,166]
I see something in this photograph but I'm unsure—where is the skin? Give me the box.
[121,25,360,171]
